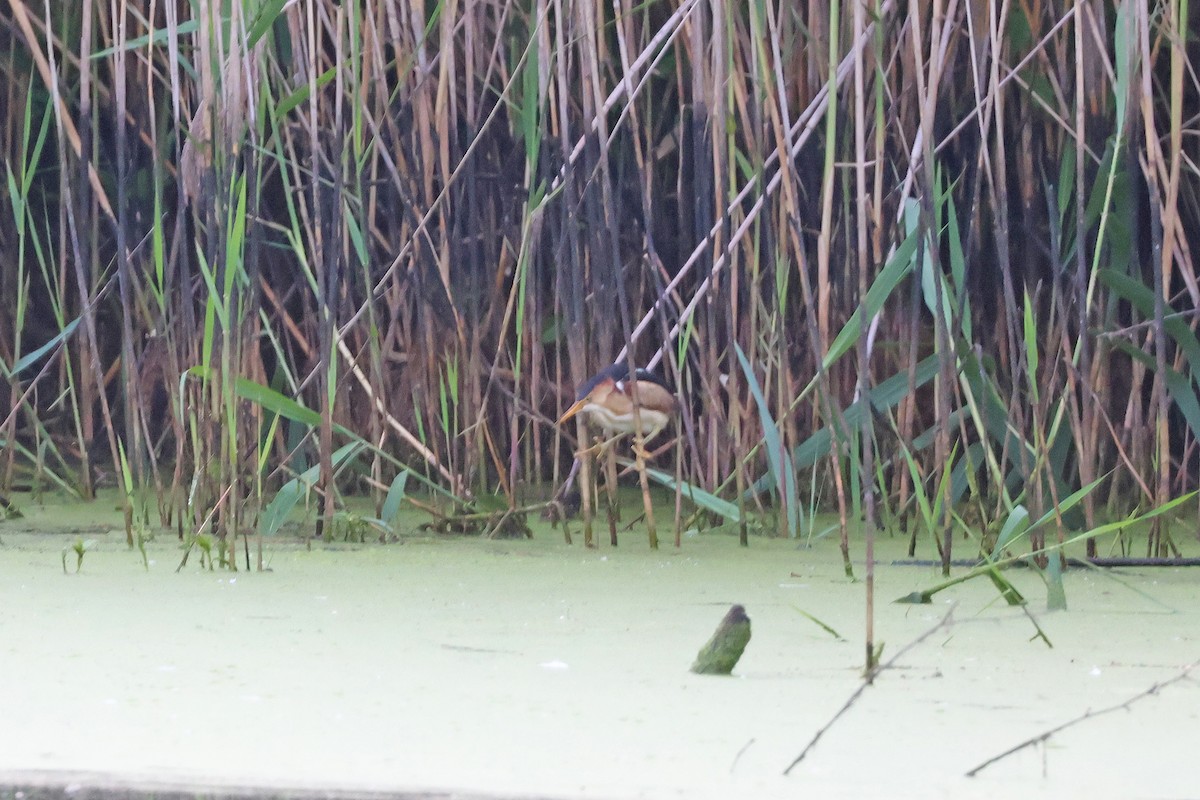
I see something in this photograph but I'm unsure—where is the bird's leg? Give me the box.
[615,437,677,479]
[575,432,625,460]
[630,425,665,461]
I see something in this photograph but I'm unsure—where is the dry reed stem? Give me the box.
[6,0,115,221]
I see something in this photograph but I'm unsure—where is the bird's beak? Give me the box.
[557,397,590,426]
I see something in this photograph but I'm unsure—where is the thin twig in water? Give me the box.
[965,660,1199,777]
[782,606,956,775]
[1015,598,1053,648]
[730,738,755,774]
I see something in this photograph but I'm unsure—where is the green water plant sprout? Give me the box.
[61,537,96,574]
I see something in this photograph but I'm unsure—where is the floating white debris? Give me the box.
[539,660,569,670]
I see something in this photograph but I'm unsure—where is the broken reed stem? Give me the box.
[965,660,1199,777]
[782,605,956,775]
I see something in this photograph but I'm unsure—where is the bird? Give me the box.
[556,361,678,449]
[556,361,679,549]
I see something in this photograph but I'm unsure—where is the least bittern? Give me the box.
[557,361,678,548]
[557,361,678,446]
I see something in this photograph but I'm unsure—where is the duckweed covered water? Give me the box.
[1,491,1197,799]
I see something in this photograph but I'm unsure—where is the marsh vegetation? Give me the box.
[1,1,1199,663]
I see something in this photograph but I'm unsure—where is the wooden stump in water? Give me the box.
[690,604,751,675]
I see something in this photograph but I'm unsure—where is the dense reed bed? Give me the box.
[0,0,1197,587]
